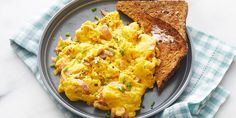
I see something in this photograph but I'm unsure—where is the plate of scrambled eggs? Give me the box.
[38,0,192,118]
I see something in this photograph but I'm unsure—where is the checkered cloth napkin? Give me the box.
[9,0,236,118]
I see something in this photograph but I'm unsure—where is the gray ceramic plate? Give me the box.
[38,0,192,118]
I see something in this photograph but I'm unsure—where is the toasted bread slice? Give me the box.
[116,0,188,91]
[116,0,188,41]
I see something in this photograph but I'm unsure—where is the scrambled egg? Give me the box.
[52,11,160,117]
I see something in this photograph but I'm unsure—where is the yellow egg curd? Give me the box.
[52,11,160,117]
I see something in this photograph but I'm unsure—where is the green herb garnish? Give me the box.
[105,112,111,118]
[91,7,97,12]
[151,101,155,109]
[113,36,118,40]
[126,82,132,90]
[94,16,99,21]
[122,79,126,84]
[81,71,86,75]
[120,49,124,56]
[111,46,116,49]
[82,50,87,54]
[107,48,114,52]
[117,86,125,93]
[55,56,60,60]
[141,105,145,109]
[64,67,69,72]
[65,32,70,37]
[50,64,55,67]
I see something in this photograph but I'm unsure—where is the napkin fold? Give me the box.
[9,0,236,118]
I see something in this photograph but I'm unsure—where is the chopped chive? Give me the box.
[122,79,126,84]
[151,101,155,109]
[91,7,97,12]
[113,36,118,40]
[119,49,124,56]
[81,71,86,75]
[56,56,60,60]
[107,48,114,52]
[64,67,69,72]
[117,86,125,93]
[105,112,110,118]
[65,32,70,37]
[50,64,55,67]
[141,105,145,109]
[111,46,116,49]
[82,50,87,54]
[94,16,99,21]
[126,82,132,90]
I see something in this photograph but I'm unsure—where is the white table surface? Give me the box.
[0,0,235,118]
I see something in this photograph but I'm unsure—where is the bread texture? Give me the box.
[116,0,188,91]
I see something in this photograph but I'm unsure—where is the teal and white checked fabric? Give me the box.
[9,0,236,118]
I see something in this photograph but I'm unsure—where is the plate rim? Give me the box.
[38,0,193,118]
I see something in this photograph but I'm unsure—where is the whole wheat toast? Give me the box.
[117,0,188,41]
[116,0,188,91]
